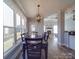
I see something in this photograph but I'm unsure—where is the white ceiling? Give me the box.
[14,0,75,18]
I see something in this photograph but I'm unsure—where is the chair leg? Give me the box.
[23,44,25,59]
[45,49,47,59]
[45,46,48,59]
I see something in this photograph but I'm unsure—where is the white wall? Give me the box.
[58,10,65,45]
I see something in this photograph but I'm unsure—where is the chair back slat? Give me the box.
[25,38,42,59]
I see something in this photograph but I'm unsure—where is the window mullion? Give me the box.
[20,16,22,34]
[14,12,17,44]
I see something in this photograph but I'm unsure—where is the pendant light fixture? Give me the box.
[36,0,42,22]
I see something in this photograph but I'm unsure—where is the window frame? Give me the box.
[3,2,27,53]
[3,4,15,52]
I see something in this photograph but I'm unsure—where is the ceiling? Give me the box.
[14,0,75,18]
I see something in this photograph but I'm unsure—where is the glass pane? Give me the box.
[31,25,35,32]
[44,25,46,32]
[22,18,26,33]
[16,14,21,40]
[22,18,25,26]
[53,25,58,34]
[16,14,21,27]
[16,28,21,40]
[3,3,14,27]
[22,28,25,33]
[3,27,14,52]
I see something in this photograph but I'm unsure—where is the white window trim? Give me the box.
[3,2,27,54]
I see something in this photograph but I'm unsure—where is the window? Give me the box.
[31,25,35,32]
[22,18,25,26]
[16,14,21,26]
[3,27,14,52]
[53,25,58,34]
[3,2,27,53]
[44,25,46,32]
[3,3,14,27]
[22,18,26,33]
[16,14,21,40]
[3,3,14,52]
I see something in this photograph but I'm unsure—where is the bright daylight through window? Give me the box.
[16,14,21,40]
[3,2,26,53]
[3,2,14,52]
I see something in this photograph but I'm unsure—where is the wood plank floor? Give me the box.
[19,34,75,59]
[48,34,75,59]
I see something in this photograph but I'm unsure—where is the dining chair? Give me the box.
[42,32,49,59]
[25,38,42,59]
[21,33,29,59]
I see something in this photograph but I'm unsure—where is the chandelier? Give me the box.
[36,4,42,22]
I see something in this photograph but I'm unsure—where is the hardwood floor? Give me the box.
[19,33,75,59]
[48,34,75,59]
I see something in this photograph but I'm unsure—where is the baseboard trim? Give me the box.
[4,41,22,59]
[15,50,22,59]
[11,48,21,59]
[61,45,75,52]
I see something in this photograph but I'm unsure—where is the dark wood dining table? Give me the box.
[22,34,48,59]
